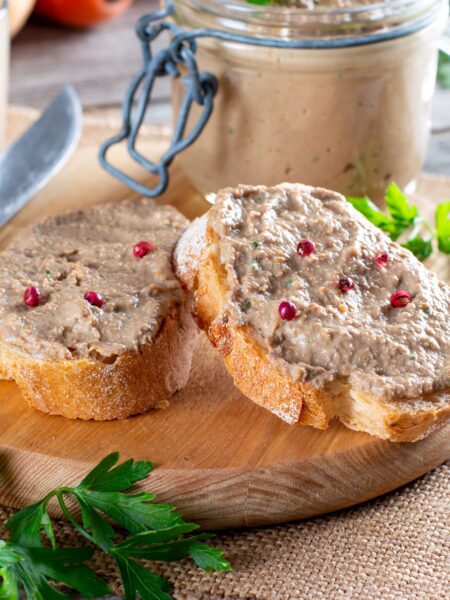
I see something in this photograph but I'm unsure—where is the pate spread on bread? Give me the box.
[0,198,197,420]
[175,183,450,442]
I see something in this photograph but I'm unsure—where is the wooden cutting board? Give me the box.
[0,107,448,529]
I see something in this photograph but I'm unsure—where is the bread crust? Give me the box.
[0,299,197,420]
[176,219,450,443]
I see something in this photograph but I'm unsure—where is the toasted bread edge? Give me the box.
[175,217,450,443]
[0,299,198,420]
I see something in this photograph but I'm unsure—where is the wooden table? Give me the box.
[10,0,171,123]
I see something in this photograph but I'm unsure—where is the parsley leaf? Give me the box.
[77,452,153,493]
[189,542,233,572]
[0,541,110,599]
[401,237,433,260]
[346,195,404,239]
[77,491,184,535]
[0,565,19,599]
[436,201,450,253]
[26,547,110,598]
[384,182,417,226]
[7,502,51,548]
[2,453,231,600]
[438,50,450,89]
[114,554,172,600]
[347,183,450,260]
[76,495,116,551]
[115,532,212,562]
[114,525,202,551]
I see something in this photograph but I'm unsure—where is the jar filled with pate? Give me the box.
[170,0,448,203]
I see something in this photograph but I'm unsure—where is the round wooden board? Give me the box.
[0,108,448,530]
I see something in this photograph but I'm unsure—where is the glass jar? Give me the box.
[171,0,448,202]
[0,0,9,151]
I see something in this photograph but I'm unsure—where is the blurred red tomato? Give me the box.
[34,0,134,28]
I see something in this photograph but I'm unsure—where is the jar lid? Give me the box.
[175,0,448,46]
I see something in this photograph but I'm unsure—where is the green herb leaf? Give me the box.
[114,554,136,600]
[77,495,116,551]
[114,524,200,551]
[3,453,231,600]
[16,567,68,600]
[437,50,450,88]
[78,452,153,493]
[118,534,212,562]
[401,237,433,261]
[189,542,233,573]
[115,554,172,600]
[346,196,404,239]
[384,182,418,225]
[0,541,21,567]
[6,502,47,548]
[436,201,450,253]
[26,547,110,598]
[78,490,183,534]
[0,565,19,600]
[348,183,450,260]
[41,512,56,550]
[0,544,110,600]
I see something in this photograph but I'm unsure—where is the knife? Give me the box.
[0,85,82,228]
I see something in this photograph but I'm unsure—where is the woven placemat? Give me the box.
[1,462,448,599]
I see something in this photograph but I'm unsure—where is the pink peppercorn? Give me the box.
[297,240,315,257]
[391,290,411,308]
[84,291,105,308]
[23,286,40,308]
[338,276,355,293]
[133,241,156,259]
[278,301,297,321]
[375,251,389,267]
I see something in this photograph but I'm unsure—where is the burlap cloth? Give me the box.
[0,462,448,599]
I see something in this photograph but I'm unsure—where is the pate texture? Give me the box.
[0,199,188,361]
[209,183,450,400]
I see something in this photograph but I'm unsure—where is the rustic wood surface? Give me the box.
[0,108,448,532]
[10,0,171,122]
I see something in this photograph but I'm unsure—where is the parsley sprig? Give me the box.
[438,49,450,88]
[0,453,231,599]
[347,182,450,261]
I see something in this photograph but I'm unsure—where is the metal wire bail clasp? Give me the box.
[99,1,218,197]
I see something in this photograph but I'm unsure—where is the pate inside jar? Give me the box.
[172,0,448,203]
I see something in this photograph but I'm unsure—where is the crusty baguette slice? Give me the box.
[175,185,450,442]
[0,301,196,420]
[0,199,197,420]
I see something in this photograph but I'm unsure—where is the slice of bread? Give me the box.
[0,199,197,420]
[175,184,450,442]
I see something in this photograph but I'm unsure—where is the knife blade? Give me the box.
[0,85,82,228]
